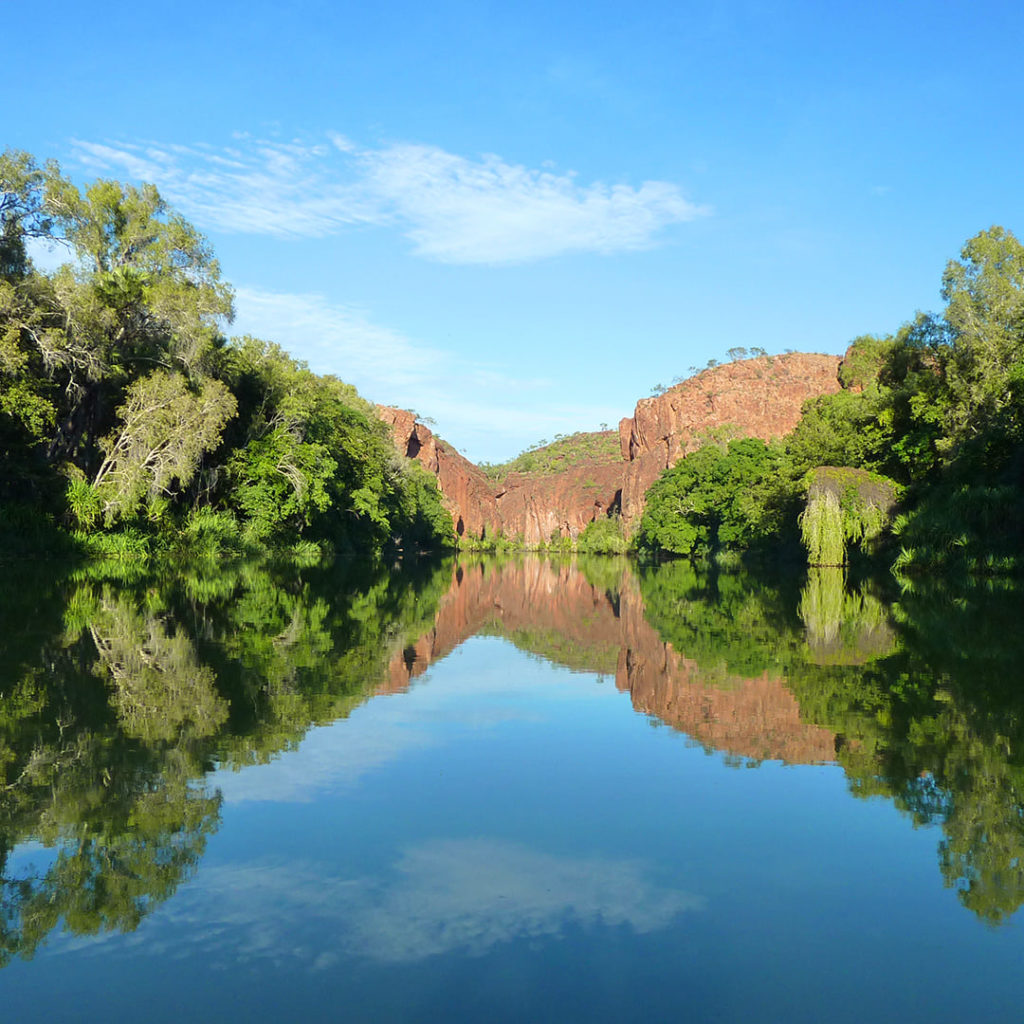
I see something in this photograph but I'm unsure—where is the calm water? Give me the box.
[2,555,1024,1021]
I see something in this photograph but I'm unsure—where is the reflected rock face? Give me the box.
[383,560,837,765]
[378,353,842,543]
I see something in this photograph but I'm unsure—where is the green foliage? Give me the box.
[0,153,452,561]
[778,232,1024,575]
[837,334,894,390]
[786,388,892,474]
[799,491,846,566]
[892,485,1023,577]
[638,437,795,557]
[91,371,237,524]
[939,226,1024,446]
[542,526,575,554]
[799,467,898,566]
[226,424,335,539]
[576,514,627,554]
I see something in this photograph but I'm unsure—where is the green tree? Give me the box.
[638,438,793,556]
[939,226,1024,446]
[0,151,234,502]
[88,371,236,524]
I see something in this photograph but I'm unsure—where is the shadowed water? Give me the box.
[2,555,1024,1021]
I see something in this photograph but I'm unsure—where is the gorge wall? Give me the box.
[616,353,842,526]
[379,351,842,545]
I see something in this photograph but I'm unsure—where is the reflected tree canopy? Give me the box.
[639,561,1024,924]
[0,553,454,963]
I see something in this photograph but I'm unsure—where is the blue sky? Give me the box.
[6,0,1023,461]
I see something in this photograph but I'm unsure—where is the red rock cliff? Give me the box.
[617,353,842,528]
[378,352,841,543]
[376,406,502,541]
[377,406,624,545]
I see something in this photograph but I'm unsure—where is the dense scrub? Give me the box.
[0,151,453,562]
[479,430,620,481]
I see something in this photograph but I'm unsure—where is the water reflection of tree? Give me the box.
[0,554,454,963]
[639,561,1024,924]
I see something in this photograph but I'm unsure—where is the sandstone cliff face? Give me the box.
[377,406,624,544]
[493,463,624,546]
[380,560,837,765]
[376,406,501,541]
[617,353,842,528]
[378,352,841,544]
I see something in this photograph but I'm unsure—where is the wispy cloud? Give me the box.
[346,838,705,962]
[232,286,441,391]
[71,133,708,264]
[230,286,623,461]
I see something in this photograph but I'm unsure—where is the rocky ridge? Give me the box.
[379,351,842,544]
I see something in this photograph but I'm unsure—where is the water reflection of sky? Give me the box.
[214,637,609,805]
[3,839,59,878]
[8,619,1024,1023]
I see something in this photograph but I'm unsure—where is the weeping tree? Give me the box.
[799,466,899,566]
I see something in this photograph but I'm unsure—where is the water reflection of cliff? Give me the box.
[5,552,1024,948]
[383,558,838,766]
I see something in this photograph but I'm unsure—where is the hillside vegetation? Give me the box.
[479,430,621,481]
[638,226,1024,574]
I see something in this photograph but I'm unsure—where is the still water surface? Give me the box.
[2,556,1024,1021]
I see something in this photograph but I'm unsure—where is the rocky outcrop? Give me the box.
[378,406,624,545]
[376,406,502,541]
[380,559,837,765]
[805,465,899,513]
[378,352,841,544]
[493,463,624,546]
[617,353,842,529]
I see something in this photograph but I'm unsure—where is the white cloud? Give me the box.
[346,838,704,961]
[70,133,708,264]
[232,286,441,391]
[358,143,706,263]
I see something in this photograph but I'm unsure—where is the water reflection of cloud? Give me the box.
[104,839,702,968]
[212,712,440,804]
[348,838,704,961]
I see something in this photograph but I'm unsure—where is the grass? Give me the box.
[479,431,621,481]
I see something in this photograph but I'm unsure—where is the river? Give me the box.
[2,555,1023,1021]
